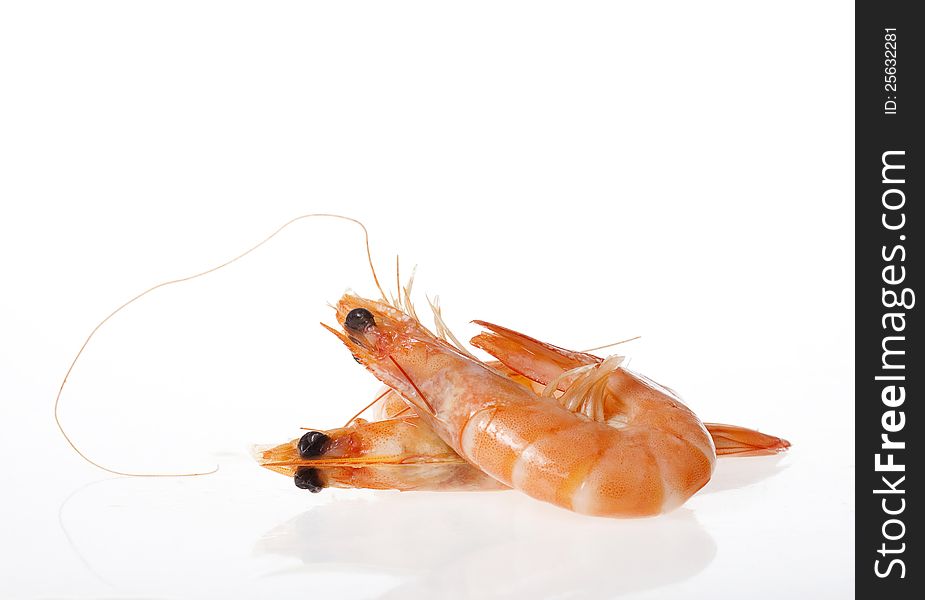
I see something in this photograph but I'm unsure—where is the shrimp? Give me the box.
[256,416,506,492]
[325,295,716,517]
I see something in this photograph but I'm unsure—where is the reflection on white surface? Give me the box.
[256,492,716,599]
[53,460,404,599]
[58,479,121,591]
[35,438,849,600]
[700,454,789,495]
[50,452,799,600]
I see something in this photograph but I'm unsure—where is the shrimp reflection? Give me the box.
[255,491,716,599]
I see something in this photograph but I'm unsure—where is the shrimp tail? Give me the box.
[704,423,791,457]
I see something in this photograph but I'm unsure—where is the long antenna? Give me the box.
[55,213,386,477]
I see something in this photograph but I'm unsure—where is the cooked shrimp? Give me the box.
[256,415,506,492]
[325,295,716,517]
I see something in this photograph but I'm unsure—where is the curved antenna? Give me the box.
[55,213,387,477]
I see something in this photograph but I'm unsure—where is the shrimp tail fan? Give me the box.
[704,423,791,457]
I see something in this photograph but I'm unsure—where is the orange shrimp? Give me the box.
[256,416,506,492]
[325,294,716,517]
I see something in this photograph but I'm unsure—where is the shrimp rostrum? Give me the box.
[323,295,719,518]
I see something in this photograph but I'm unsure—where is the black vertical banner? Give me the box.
[857,1,922,597]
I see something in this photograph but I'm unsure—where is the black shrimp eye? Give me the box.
[294,467,324,493]
[344,307,375,332]
[298,431,330,458]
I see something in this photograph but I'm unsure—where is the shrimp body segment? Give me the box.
[330,296,715,517]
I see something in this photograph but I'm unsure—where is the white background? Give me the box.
[0,2,854,599]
